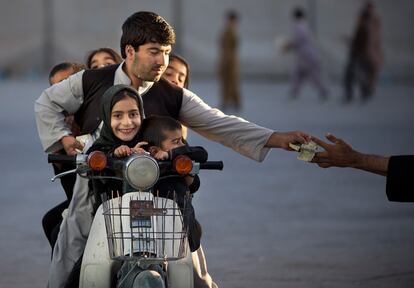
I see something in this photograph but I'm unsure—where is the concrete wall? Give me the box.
[1,0,413,80]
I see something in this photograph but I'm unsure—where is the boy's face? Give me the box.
[110,96,141,141]
[160,129,184,151]
[162,59,187,88]
[49,68,74,85]
[128,42,171,82]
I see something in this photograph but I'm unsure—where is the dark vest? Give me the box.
[75,64,183,135]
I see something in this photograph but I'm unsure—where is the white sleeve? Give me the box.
[179,88,273,162]
[34,71,85,152]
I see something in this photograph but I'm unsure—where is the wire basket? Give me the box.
[102,191,190,261]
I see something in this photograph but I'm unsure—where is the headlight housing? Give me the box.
[124,154,159,190]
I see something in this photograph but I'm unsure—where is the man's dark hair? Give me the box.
[120,11,176,59]
[139,115,182,148]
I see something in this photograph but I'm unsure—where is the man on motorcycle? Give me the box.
[35,11,310,288]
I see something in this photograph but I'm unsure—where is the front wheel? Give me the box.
[117,262,166,288]
[132,270,165,288]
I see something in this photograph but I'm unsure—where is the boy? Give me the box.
[140,115,207,253]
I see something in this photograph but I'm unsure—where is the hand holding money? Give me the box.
[289,141,319,162]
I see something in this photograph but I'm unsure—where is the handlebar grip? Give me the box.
[47,154,76,165]
[200,161,224,170]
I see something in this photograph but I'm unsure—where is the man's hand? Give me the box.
[311,133,389,175]
[266,131,311,151]
[61,135,84,156]
[311,133,359,168]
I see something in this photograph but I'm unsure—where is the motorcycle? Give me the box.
[48,151,223,288]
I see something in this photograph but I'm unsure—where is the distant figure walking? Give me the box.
[285,7,328,101]
[218,10,241,111]
[343,1,383,103]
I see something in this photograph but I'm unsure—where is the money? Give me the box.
[289,141,319,162]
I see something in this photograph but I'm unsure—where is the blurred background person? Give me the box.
[218,10,241,112]
[284,6,328,101]
[162,53,190,139]
[85,47,122,69]
[343,1,383,103]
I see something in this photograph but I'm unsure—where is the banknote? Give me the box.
[289,141,319,162]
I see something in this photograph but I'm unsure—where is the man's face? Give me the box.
[129,43,171,82]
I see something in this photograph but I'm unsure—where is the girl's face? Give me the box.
[162,59,188,88]
[90,52,117,69]
[110,96,141,141]
[160,129,184,151]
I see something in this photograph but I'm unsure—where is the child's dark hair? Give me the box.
[139,115,182,148]
[110,89,140,111]
[48,62,86,85]
[120,11,176,59]
[86,47,122,69]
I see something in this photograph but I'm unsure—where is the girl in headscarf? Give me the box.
[87,84,146,156]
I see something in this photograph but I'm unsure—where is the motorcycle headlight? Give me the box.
[124,154,159,190]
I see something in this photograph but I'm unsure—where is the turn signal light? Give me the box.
[173,155,193,175]
[87,151,107,171]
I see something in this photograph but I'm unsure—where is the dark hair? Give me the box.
[48,62,86,85]
[226,10,239,21]
[110,90,140,111]
[120,11,176,59]
[293,7,305,20]
[86,47,122,69]
[169,53,190,88]
[139,115,182,148]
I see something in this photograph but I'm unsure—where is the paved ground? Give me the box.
[0,79,413,288]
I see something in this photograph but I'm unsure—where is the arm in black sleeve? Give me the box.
[386,155,414,202]
[188,175,200,193]
[170,145,208,163]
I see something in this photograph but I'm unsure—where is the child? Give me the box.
[162,55,218,288]
[162,54,190,139]
[139,115,208,253]
[88,85,145,155]
[87,84,147,199]
[85,47,122,70]
[162,53,190,89]
[43,61,86,251]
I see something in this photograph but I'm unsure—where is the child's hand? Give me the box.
[148,146,169,160]
[132,141,148,155]
[114,145,133,157]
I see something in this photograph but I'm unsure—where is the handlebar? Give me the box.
[200,161,224,170]
[48,154,77,165]
[48,153,223,171]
